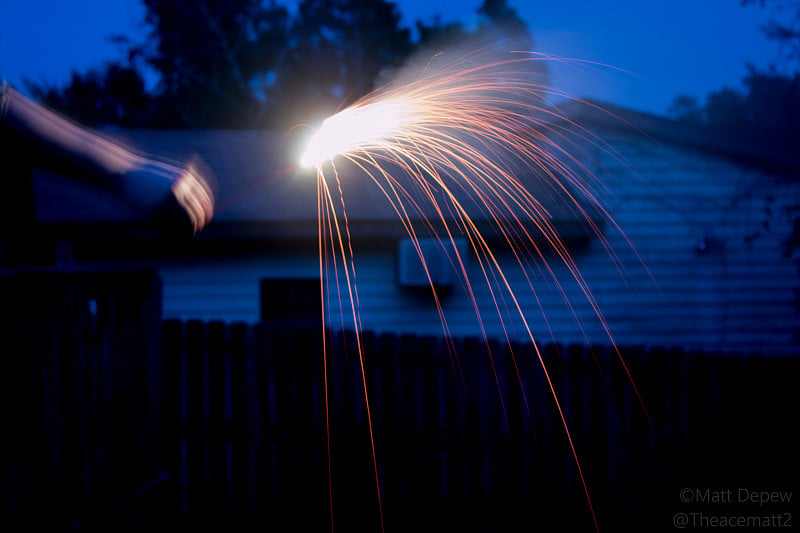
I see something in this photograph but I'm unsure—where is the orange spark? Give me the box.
[302,46,650,533]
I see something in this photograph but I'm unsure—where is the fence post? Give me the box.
[160,319,184,513]
[376,332,400,508]
[228,321,253,515]
[206,320,228,514]
[184,319,207,514]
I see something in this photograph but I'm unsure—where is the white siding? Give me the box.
[157,133,800,356]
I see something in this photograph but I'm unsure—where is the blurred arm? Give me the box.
[0,82,214,233]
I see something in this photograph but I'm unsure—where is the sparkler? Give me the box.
[301,46,649,532]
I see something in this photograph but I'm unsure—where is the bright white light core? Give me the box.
[300,101,409,168]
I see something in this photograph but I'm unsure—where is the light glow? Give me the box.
[300,100,411,168]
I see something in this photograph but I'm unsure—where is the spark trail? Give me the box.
[301,46,651,532]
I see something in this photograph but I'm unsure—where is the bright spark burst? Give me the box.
[300,101,411,168]
[301,46,651,533]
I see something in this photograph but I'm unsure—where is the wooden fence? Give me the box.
[2,276,797,531]
[0,269,164,532]
[156,320,797,532]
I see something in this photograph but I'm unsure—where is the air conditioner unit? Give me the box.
[396,237,468,288]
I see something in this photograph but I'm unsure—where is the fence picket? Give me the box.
[4,304,797,531]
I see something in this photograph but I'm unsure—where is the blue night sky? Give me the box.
[0,0,785,117]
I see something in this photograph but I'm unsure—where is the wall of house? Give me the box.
[156,133,800,356]
[576,132,800,355]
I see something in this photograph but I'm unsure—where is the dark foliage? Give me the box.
[669,2,800,149]
[271,0,412,126]
[140,0,291,128]
[27,63,153,128]
[741,0,800,64]
[25,0,541,130]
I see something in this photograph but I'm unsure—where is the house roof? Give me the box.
[555,99,800,173]
[29,100,797,355]
[31,99,798,245]
[32,123,604,242]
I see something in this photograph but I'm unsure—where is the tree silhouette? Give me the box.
[140,0,290,128]
[414,16,469,50]
[477,0,536,51]
[669,1,799,149]
[672,69,800,146]
[24,0,546,130]
[741,0,800,66]
[271,0,411,127]
[667,95,705,124]
[26,63,153,128]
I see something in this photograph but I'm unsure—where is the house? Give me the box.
[15,99,800,356]
[4,97,799,531]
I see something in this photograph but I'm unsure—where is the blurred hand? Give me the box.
[170,157,216,234]
[121,155,216,234]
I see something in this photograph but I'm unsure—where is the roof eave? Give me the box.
[557,99,800,174]
[36,216,603,254]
